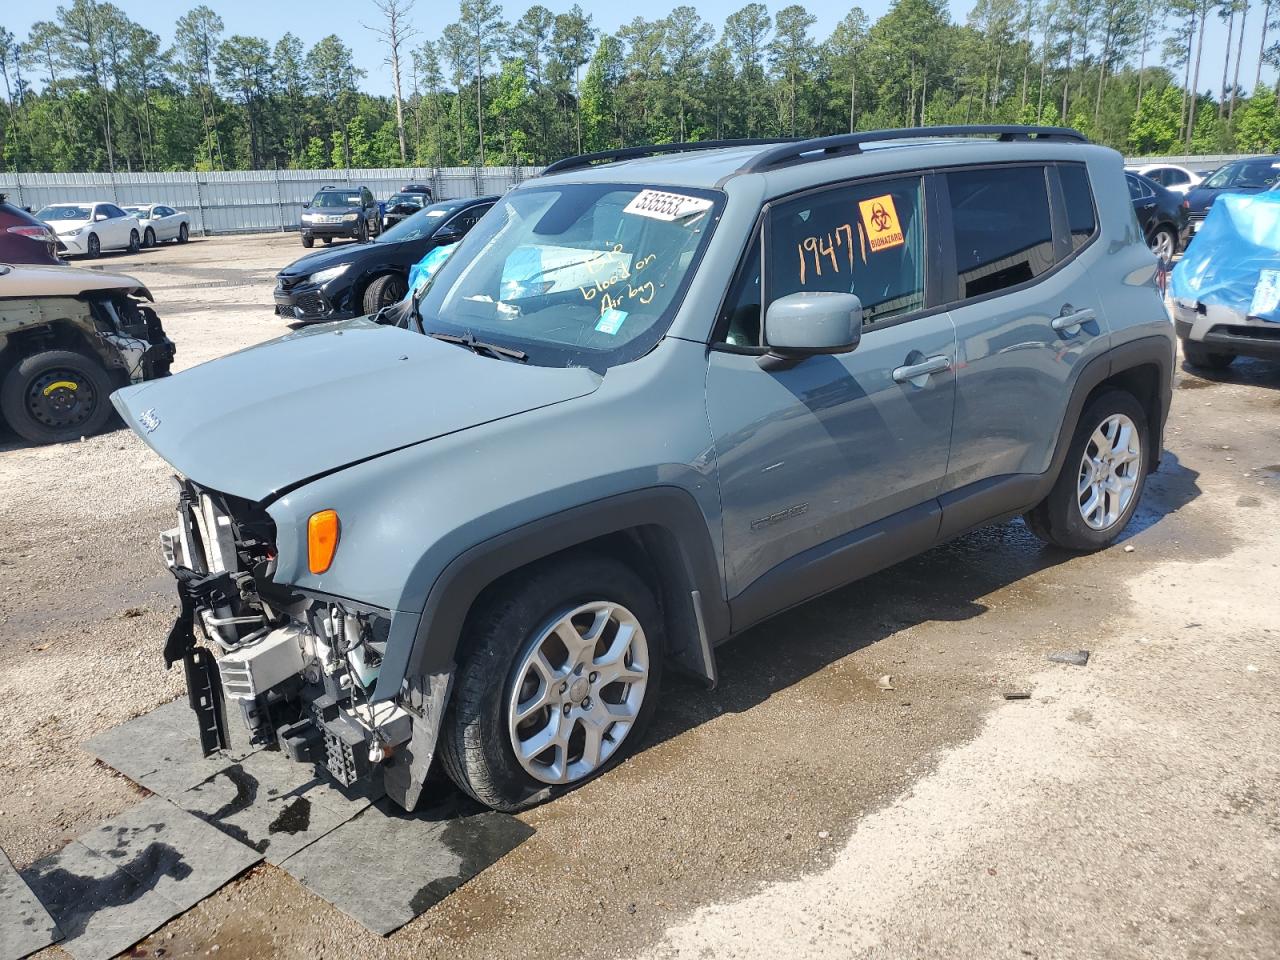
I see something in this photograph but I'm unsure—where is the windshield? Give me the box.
[415,183,721,368]
[1203,159,1280,190]
[37,205,91,221]
[377,206,452,243]
[312,191,362,208]
[386,193,425,209]
[123,206,148,216]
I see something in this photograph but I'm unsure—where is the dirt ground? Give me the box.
[1,234,1278,960]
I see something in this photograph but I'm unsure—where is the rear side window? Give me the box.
[1058,165,1097,252]
[765,175,926,326]
[945,166,1054,299]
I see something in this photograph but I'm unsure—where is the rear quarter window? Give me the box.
[1057,165,1097,252]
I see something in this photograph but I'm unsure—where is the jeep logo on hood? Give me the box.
[138,408,161,433]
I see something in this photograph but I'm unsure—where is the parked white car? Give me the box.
[34,202,142,258]
[124,203,191,248]
[1125,163,1203,195]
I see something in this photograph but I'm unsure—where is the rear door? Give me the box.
[938,161,1112,535]
[705,173,957,610]
[155,206,176,240]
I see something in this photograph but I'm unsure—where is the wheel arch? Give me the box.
[384,487,728,701]
[1051,335,1174,482]
[0,319,109,381]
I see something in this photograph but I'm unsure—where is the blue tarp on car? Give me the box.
[1172,191,1280,322]
[406,242,458,298]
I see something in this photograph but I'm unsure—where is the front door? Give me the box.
[705,173,957,615]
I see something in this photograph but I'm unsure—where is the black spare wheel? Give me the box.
[1,349,115,444]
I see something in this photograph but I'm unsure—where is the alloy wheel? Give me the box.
[507,601,650,785]
[1149,229,1175,262]
[1077,413,1142,530]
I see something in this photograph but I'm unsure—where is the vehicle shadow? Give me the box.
[1180,355,1280,391]
[645,452,1203,749]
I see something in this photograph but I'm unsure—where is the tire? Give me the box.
[86,233,100,258]
[177,222,189,243]
[0,349,115,444]
[323,237,333,245]
[1181,338,1235,370]
[362,273,407,315]
[357,219,369,243]
[1148,225,1177,262]
[127,230,140,254]
[440,552,664,812]
[143,228,156,249]
[301,235,314,248]
[1023,388,1150,552]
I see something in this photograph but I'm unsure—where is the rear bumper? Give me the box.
[1173,300,1280,359]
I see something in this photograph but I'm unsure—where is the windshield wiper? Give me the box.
[429,331,527,362]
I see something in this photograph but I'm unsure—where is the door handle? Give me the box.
[1052,305,1095,334]
[892,355,952,386]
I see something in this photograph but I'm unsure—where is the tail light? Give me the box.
[6,225,54,240]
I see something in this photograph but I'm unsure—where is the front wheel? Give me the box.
[301,235,314,248]
[1024,389,1150,552]
[440,553,664,812]
[86,233,100,258]
[177,222,189,243]
[362,273,407,315]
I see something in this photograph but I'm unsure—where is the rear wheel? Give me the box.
[440,553,664,812]
[0,349,115,444]
[127,229,140,254]
[178,222,189,243]
[143,227,156,249]
[1181,339,1235,370]
[362,274,407,315]
[1024,389,1149,552]
[1148,225,1177,262]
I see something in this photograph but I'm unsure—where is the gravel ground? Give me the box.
[1,234,1278,959]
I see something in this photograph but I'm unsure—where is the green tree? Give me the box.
[769,5,817,136]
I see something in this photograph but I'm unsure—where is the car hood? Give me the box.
[44,218,90,234]
[0,262,151,298]
[1185,185,1270,212]
[278,242,377,279]
[111,317,603,503]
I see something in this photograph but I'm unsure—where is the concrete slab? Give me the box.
[176,751,379,865]
[0,849,60,960]
[83,698,258,799]
[280,797,534,936]
[22,798,261,960]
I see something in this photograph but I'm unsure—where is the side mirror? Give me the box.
[434,224,463,242]
[302,202,311,209]
[94,212,108,221]
[762,291,864,367]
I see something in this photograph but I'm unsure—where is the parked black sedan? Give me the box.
[1125,172,1190,262]
[274,195,497,323]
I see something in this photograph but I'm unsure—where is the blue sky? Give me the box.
[2,0,1253,102]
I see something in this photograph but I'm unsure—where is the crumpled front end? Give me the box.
[161,477,448,809]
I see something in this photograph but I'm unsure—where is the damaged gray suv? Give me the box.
[114,126,1174,812]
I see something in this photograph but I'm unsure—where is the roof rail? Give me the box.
[738,125,1089,173]
[542,138,798,175]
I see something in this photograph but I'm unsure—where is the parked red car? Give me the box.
[0,195,60,265]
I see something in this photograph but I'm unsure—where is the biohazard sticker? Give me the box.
[623,189,713,222]
[858,194,905,252]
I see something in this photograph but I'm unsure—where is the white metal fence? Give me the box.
[0,166,543,237]
[0,153,1256,236]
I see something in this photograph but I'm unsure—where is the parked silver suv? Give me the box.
[114,126,1174,812]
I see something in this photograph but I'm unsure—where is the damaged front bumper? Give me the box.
[161,478,449,809]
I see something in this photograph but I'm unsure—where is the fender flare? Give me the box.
[376,486,729,700]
